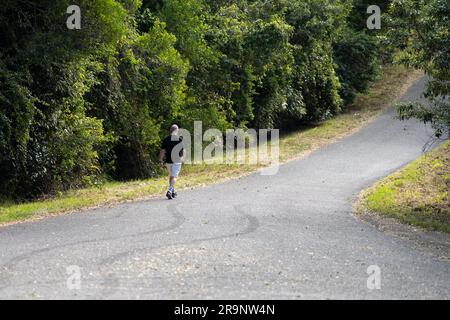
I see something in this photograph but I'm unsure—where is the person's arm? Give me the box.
[159,137,168,164]
[159,149,166,163]
[179,139,186,163]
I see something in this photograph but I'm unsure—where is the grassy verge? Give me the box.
[359,141,450,234]
[0,65,423,225]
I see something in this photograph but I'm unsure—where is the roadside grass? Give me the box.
[360,141,450,234]
[0,65,422,225]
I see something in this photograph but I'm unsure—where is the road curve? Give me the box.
[0,76,449,299]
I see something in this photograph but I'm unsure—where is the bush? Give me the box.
[334,29,381,105]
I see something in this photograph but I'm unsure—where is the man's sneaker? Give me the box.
[172,191,178,198]
[166,190,173,200]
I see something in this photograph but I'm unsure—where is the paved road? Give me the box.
[0,76,449,299]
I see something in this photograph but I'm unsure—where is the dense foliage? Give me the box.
[0,0,386,198]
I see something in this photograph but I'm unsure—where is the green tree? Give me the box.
[0,0,129,197]
[87,20,189,179]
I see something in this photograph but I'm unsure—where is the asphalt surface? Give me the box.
[0,76,449,299]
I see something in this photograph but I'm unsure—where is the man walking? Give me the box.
[159,124,185,200]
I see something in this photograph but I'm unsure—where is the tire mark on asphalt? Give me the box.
[0,203,185,291]
[97,205,259,298]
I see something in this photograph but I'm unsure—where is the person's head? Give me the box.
[170,124,179,136]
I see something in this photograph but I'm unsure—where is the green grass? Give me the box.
[362,141,450,233]
[0,65,422,225]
